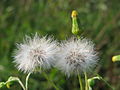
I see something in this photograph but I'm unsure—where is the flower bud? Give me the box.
[71,10,82,36]
[112,55,120,62]
[71,10,78,18]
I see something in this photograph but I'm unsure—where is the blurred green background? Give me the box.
[0,0,120,90]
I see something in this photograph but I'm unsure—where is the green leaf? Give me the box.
[6,77,19,88]
[0,76,25,90]
[0,82,6,88]
[7,77,19,83]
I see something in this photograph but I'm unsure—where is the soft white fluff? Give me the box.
[13,34,58,73]
[56,37,99,76]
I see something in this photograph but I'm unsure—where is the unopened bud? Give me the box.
[112,55,120,62]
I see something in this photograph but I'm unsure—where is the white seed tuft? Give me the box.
[13,33,58,73]
[55,37,99,76]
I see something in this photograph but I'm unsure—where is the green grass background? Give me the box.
[0,0,120,90]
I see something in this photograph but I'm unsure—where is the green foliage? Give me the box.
[0,0,120,90]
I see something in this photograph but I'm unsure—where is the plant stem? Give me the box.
[25,73,31,90]
[84,72,88,90]
[77,72,83,90]
[42,72,59,90]
[100,76,114,90]
[96,74,114,90]
[17,79,26,90]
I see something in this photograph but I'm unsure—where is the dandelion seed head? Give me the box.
[56,37,99,76]
[13,33,58,73]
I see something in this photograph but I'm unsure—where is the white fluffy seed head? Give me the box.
[13,33,58,73]
[55,37,99,77]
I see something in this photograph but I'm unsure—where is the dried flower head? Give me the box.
[13,34,58,73]
[56,37,99,76]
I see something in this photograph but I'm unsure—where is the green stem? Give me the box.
[99,76,114,90]
[25,73,31,90]
[101,78,114,90]
[43,72,59,90]
[77,72,83,90]
[96,74,114,90]
[17,79,26,90]
[84,72,88,90]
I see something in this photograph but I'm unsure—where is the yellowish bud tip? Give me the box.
[112,55,120,62]
[71,10,78,18]
[112,56,116,62]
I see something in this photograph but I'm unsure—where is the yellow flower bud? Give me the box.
[71,10,78,18]
[112,55,120,62]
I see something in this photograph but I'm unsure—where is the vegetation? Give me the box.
[0,0,120,90]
